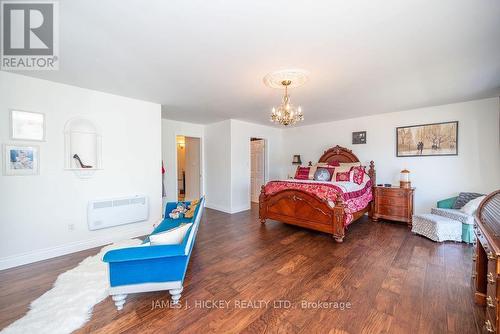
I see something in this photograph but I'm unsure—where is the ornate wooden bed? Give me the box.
[259,145,376,242]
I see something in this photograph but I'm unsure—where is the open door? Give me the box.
[184,137,201,201]
[176,136,201,201]
[250,138,266,203]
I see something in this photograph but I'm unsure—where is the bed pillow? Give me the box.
[460,196,486,215]
[336,171,351,182]
[294,166,310,180]
[453,192,485,209]
[332,162,360,180]
[350,166,365,185]
[339,162,361,169]
[150,223,192,245]
[318,161,340,167]
[314,167,334,181]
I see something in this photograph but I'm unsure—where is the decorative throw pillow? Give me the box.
[294,166,310,180]
[332,162,359,180]
[336,171,351,182]
[149,223,193,245]
[314,167,334,181]
[350,166,365,185]
[460,196,486,215]
[453,192,485,209]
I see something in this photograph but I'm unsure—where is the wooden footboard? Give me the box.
[259,188,348,242]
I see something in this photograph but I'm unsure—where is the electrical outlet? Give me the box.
[68,223,75,231]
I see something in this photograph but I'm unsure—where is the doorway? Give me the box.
[250,138,266,203]
[176,135,201,201]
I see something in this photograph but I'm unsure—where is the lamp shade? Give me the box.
[400,169,411,188]
[292,155,302,165]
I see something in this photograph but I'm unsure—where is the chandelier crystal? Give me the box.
[269,80,304,126]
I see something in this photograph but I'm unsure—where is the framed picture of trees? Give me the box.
[396,121,458,157]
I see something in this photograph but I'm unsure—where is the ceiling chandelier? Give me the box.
[263,69,308,126]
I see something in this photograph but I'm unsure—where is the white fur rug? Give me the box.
[1,239,142,334]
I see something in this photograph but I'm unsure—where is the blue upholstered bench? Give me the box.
[103,197,205,310]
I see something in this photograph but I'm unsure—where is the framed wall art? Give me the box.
[3,144,40,176]
[352,131,366,144]
[10,110,46,141]
[396,121,458,157]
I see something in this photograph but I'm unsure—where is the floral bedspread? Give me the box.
[264,179,373,226]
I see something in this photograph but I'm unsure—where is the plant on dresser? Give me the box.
[372,186,415,227]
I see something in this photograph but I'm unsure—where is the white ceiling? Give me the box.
[17,0,500,126]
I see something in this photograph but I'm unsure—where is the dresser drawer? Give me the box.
[376,188,408,198]
[377,196,407,207]
[376,205,408,218]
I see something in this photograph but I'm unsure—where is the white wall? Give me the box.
[282,98,500,213]
[230,120,284,212]
[201,119,285,213]
[0,72,162,270]
[161,119,204,204]
[204,120,232,212]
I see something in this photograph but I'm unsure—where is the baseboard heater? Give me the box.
[87,195,149,230]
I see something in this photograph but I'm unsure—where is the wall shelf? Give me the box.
[64,118,102,178]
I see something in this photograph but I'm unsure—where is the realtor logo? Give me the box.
[1,1,59,70]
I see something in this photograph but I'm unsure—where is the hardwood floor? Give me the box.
[0,205,483,333]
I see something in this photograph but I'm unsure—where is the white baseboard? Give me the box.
[0,226,153,271]
[205,202,250,214]
[205,202,232,213]
[230,205,251,214]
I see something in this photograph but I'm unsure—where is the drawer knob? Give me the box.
[488,272,496,284]
[485,320,495,333]
[488,251,496,260]
[487,296,495,308]
[472,271,477,279]
[472,254,478,261]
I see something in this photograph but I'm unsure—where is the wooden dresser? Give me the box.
[473,190,500,333]
[372,186,415,227]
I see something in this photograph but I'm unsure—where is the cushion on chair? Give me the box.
[460,196,486,215]
[149,223,192,245]
[430,208,475,225]
[412,214,462,242]
[452,192,484,209]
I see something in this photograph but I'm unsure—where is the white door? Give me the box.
[185,137,201,200]
[250,139,265,203]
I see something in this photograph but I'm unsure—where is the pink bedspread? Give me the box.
[264,179,373,226]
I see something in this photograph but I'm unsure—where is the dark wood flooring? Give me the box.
[0,205,483,333]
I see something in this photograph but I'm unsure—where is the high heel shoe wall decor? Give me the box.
[73,154,93,168]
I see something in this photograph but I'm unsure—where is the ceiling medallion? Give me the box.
[264,69,308,126]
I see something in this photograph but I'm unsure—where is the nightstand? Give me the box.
[372,186,415,227]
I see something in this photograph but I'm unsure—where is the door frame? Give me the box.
[174,134,203,201]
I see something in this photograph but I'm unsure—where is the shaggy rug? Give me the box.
[1,239,142,334]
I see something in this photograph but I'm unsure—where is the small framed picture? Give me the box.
[352,131,366,144]
[10,110,46,141]
[3,144,40,176]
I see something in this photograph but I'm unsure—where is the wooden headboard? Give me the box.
[318,145,360,164]
[315,145,376,184]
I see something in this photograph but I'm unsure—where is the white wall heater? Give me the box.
[87,195,149,230]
